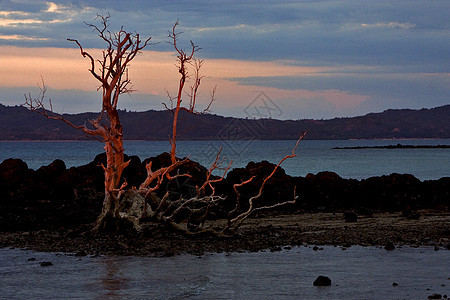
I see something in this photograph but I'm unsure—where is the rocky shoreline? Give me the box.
[2,210,449,257]
[1,154,449,256]
[1,153,449,230]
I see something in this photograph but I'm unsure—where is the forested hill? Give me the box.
[0,104,449,140]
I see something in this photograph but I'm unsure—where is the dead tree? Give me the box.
[25,18,217,234]
[24,17,304,237]
[25,14,151,232]
[120,21,221,234]
[165,20,216,164]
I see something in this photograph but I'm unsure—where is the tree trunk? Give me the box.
[92,136,130,233]
[92,192,121,232]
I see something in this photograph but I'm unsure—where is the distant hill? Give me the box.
[0,103,449,140]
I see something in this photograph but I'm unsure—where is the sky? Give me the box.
[0,0,449,120]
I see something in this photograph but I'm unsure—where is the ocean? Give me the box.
[1,139,449,180]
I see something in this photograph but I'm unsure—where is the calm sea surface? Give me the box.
[1,139,449,299]
[0,139,449,180]
[0,246,449,299]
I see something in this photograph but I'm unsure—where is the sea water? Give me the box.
[0,246,449,299]
[1,139,449,180]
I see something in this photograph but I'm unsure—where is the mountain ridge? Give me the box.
[0,103,449,140]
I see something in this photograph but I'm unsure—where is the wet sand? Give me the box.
[1,210,449,256]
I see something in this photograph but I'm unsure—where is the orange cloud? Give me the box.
[0,46,367,114]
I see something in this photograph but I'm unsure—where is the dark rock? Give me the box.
[40,261,53,267]
[270,246,282,252]
[392,282,398,286]
[428,294,442,299]
[313,275,331,286]
[384,242,395,251]
[0,158,30,187]
[407,213,421,220]
[121,155,144,188]
[28,257,36,261]
[161,251,175,257]
[141,152,210,200]
[36,159,66,179]
[1,152,450,233]
[344,211,358,222]
[74,250,87,257]
[226,160,295,211]
[403,207,420,219]
[356,207,373,217]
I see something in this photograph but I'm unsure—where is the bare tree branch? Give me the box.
[166,21,215,164]
[224,132,308,232]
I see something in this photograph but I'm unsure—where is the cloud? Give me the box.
[228,71,450,116]
[0,10,31,17]
[46,2,60,13]
[0,3,75,26]
[0,1,88,44]
[361,22,416,30]
[1,1,448,67]
[0,34,49,40]
[0,0,448,120]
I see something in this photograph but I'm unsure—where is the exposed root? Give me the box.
[164,220,228,238]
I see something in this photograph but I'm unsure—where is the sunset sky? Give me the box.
[0,0,449,120]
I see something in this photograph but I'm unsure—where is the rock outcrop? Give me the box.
[0,155,449,232]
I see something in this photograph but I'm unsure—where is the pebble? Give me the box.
[40,261,53,267]
[384,242,395,251]
[74,250,87,257]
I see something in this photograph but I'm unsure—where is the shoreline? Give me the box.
[333,144,450,149]
[2,210,449,257]
[2,155,449,257]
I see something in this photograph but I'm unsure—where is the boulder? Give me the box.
[0,158,31,189]
[313,275,331,286]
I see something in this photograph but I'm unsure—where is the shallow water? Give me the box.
[1,246,448,299]
[1,139,449,180]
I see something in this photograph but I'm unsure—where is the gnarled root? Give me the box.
[91,212,135,234]
[164,220,226,237]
